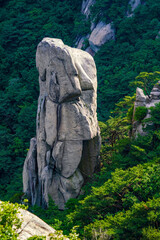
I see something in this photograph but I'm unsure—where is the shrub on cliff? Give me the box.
[0,201,24,240]
[134,106,148,122]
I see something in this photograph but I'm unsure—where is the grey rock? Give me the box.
[17,208,68,239]
[45,99,57,146]
[151,84,160,100]
[135,87,146,106]
[89,22,115,52]
[23,138,37,205]
[23,38,100,209]
[81,0,96,18]
[58,140,83,178]
[76,36,86,49]
[133,84,160,137]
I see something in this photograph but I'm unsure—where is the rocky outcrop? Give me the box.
[76,21,115,55]
[132,87,147,136]
[23,38,100,210]
[76,0,142,55]
[81,0,96,18]
[88,22,115,52]
[132,82,160,136]
[76,0,116,55]
[17,209,63,240]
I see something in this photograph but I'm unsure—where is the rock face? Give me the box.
[76,21,115,55]
[89,22,115,52]
[17,209,58,240]
[23,38,100,210]
[76,0,142,55]
[132,82,160,136]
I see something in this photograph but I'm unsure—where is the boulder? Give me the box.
[132,83,160,136]
[17,208,68,240]
[23,38,100,210]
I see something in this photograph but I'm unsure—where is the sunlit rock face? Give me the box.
[23,38,101,209]
[17,208,58,240]
[76,0,142,55]
[132,82,160,137]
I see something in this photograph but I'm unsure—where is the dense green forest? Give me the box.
[1,0,160,239]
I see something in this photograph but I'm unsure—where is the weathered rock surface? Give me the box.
[132,82,160,136]
[89,22,115,52]
[76,0,142,55]
[76,21,115,55]
[17,209,55,239]
[23,38,100,210]
[17,208,68,240]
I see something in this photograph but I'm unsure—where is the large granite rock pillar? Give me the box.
[23,38,100,209]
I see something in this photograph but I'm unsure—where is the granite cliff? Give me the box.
[23,38,100,210]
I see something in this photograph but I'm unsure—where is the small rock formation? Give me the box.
[23,38,100,210]
[76,0,116,55]
[132,82,160,136]
[17,209,65,240]
[76,21,115,56]
[88,22,115,53]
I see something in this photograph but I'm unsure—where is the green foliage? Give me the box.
[27,237,46,240]
[1,1,160,240]
[127,105,134,121]
[65,162,160,230]
[134,106,148,122]
[30,198,64,229]
[49,227,80,240]
[141,227,160,240]
[130,71,160,97]
[0,201,25,240]
[90,0,129,23]
[149,102,160,128]
[84,197,160,240]
[28,82,160,240]
[0,0,82,199]
[94,1,160,120]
